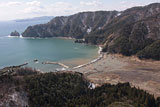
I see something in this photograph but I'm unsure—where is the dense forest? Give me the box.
[24,72,160,107]
[0,68,160,106]
[137,40,160,60]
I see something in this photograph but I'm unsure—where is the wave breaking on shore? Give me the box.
[71,46,104,70]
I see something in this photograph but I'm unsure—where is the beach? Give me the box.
[74,53,160,98]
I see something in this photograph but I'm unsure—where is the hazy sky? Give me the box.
[0,0,159,21]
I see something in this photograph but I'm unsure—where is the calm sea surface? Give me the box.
[0,20,98,72]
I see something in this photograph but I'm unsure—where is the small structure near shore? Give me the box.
[33,59,39,63]
[75,39,85,43]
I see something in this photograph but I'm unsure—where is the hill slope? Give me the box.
[22,3,160,60]
[0,68,160,107]
[22,11,118,38]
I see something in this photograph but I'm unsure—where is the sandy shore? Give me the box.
[74,53,160,98]
[8,35,76,40]
[54,37,75,40]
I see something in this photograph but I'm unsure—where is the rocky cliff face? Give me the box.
[22,3,160,60]
[22,11,118,38]
[86,3,160,44]
[99,3,160,58]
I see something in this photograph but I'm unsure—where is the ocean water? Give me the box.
[0,20,50,36]
[0,20,98,72]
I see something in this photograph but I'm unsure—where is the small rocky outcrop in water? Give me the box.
[75,39,85,43]
[10,30,20,36]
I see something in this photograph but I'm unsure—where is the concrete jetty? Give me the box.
[0,63,28,76]
[42,61,69,69]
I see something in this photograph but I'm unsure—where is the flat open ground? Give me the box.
[74,54,160,98]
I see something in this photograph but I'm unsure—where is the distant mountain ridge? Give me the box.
[22,3,160,60]
[14,16,54,22]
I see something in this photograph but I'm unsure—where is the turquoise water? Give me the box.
[0,20,98,72]
[0,20,50,36]
[0,37,98,72]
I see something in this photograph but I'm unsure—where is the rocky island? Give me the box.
[10,30,20,36]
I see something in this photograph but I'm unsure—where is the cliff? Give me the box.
[22,11,118,38]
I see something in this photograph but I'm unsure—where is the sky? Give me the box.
[0,0,159,21]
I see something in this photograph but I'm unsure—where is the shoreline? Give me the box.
[0,63,28,76]
[7,35,98,46]
[7,35,76,40]
[40,46,103,72]
[0,45,102,72]
[71,46,104,70]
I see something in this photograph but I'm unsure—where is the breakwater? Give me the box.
[42,61,69,69]
[0,63,28,76]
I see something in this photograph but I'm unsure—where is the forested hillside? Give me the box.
[0,68,160,107]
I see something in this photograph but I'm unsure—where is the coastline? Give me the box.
[70,46,104,70]
[0,45,102,73]
[7,35,76,40]
[40,46,103,72]
[0,63,28,76]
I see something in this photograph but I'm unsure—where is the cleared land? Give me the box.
[74,54,160,98]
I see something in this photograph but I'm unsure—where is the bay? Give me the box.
[0,37,98,72]
[0,19,98,72]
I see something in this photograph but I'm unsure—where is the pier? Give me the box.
[0,63,28,77]
[42,61,69,69]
